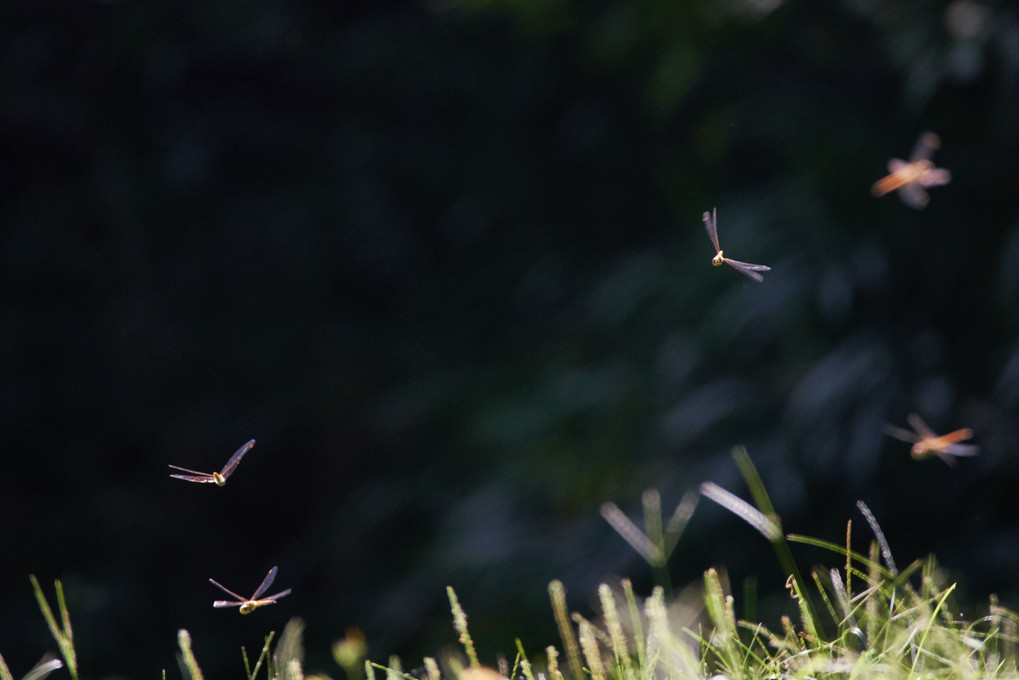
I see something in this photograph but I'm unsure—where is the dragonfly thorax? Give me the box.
[712,251,725,266]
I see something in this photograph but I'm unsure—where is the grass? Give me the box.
[9,447,1018,680]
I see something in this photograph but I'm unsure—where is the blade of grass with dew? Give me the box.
[176,629,205,680]
[244,631,276,680]
[447,587,479,667]
[702,568,742,675]
[275,618,306,680]
[423,657,441,680]
[513,640,536,680]
[597,583,630,674]
[662,490,699,561]
[332,628,366,680]
[829,568,858,632]
[28,576,78,680]
[600,502,664,566]
[730,447,827,640]
[548,581,584,680]
[641,490,671,591]
[621,579,647,670]
[577,618,606,680]
[544,646,565,680]
[857,500,898,575]
[786,534,898,582]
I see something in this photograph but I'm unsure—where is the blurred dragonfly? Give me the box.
[209,566,292,614]
[703,208,771,282]
[169,439,255,486]
[882,413,979,466]
[870,132,951,209]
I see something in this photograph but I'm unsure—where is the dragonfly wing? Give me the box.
[899,183,930,208]
[169,473,218,483]
[264,588,292,602]
[910,132,940,162]
[724,259,769,282]
[906,414,937,439]
[209,578,248,602]
[919,167,951,187]
[882,423,919,443]
[212,600,244,608]
[168,464,213,476]
[251,566,279,600]
[219,439,255,479]
[887,158,908,174]
[703,209,721,253]
[944,443,980,457]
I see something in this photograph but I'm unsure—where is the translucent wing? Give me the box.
[263,588,292,602]
[724,258,770,282]
[882,423,919,443]
[251,566,279,600]
[943,442,980,457]
[919,167,951,188]
[209,578,249,603]
[168,464,211,475]
[168,465,218,483]
[703,208,721,254]
[887,158,909,174]
[213,600,244,608]
[909,132,941,163]
[218,439,255,480]
[906,413,937,439]
[898,183,930,209]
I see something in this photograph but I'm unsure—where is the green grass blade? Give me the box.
[447,587,479,667]
[28,576,78,680]
[548,581,584,680]
[177,629,205,680]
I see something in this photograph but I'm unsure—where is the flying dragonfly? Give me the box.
[703,208,771,282]
[168,439,255,486]
[209,566,292,614]
[882,413,979,466]
[870,131,951,209]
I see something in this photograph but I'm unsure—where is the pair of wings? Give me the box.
[703,208,771,282]
[168,439,255,484]
[209,565,292,608]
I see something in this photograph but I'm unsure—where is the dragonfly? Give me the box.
[882,413,979,466]
[870,131,951,209]
[168,439,255,486]
[209,566,292,614]
[703,208,771,282]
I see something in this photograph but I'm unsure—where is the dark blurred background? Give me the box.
[3,0,1019,677]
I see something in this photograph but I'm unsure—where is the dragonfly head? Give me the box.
[712,251,725,267]
[910,442,932,459]
[212,472,227,486]
[239,601,258,615]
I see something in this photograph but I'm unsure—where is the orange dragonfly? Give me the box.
[209,566,291,614]
[703,208,771,282]
[870,132,951,209]
[169,439,255,486]
[882,413,979,466]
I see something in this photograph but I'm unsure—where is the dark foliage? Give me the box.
[2,0,1019,676]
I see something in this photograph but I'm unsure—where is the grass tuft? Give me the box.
[28,576,78,680]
